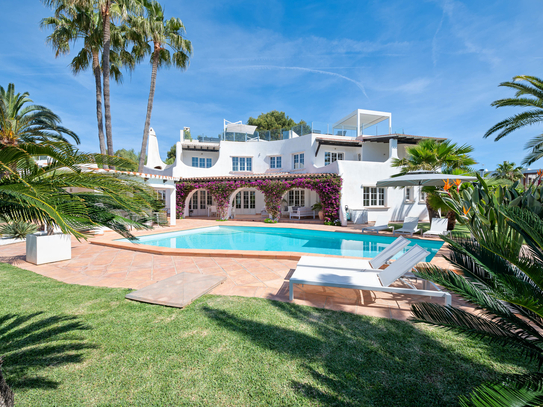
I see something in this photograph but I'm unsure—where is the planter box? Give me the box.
[26,233,71,265]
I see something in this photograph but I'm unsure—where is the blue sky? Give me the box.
[2,0,543,169]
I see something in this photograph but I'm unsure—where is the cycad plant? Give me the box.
[411,182,543,405]
[485,75,543,165]
[0,141,157,239]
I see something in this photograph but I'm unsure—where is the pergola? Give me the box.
[332,109,392,137]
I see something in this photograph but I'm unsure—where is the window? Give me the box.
[293,153,305,169]
[324,152,344,166]
[419,189,427,203]
[288,190,305,207]
[362,187,385,207]
[192,157,212,168]
[232,157,252,171]
[235,191,256,209]
[270,156,282,169]
[200,190,207,209]
[207,192,213,206]
[405,187,414,202]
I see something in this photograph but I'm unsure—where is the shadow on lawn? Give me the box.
[0,312,96,390]
[202,300,529,406]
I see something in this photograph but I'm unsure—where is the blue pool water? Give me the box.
[120,226,443,261]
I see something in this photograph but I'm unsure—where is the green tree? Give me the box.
[130,0,192,172]
[41,1,135,157]
[391,139,476,227]
[412,185,543,405]
[485,75,543,165]
[247,110,305,131]
[114,148,139,170]
[164,143,176,165]
[0,83,79,146]
[492,161,524,182]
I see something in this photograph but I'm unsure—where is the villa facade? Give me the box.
[143,109,443,226]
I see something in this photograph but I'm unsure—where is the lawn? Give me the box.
[0,263,533,406]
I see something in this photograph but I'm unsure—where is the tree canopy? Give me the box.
[247,110,306,131]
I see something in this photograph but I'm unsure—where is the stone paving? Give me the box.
[0,219,469,321]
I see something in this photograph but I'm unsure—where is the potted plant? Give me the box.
[312,202,324,221]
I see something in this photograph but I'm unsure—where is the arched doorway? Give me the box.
[186,189,215,217]
[231,188,264,216]
[282,188,320,216]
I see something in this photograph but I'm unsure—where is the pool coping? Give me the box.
[90,221,446,261]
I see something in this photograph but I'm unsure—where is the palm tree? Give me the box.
[492,161,524,182]
[0,141,157,239]
[0,83,79,146]
[41,1,135,157]
[391,139,476,225]
[44,0,141,159]
[129,0,192,172]
[485,75,543,165]
[411,203,543,405]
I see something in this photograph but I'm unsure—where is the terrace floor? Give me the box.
[0,219,470,321]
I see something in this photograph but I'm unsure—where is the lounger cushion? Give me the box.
[290,266,382,287]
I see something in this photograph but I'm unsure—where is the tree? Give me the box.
[165,143,176,165]
[0,141,156,239]
[492,161,524,182]
[114,147,139,170]
[130,0,192,173]
[411,184,543,405]
[485,75,543,165]
[247,110,305,131]
[41,1,135,157]
[391,139,476,227]
[0,83,79,146]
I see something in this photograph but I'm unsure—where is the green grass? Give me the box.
[0,263,533,406]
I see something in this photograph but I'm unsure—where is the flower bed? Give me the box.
[176,175,342,222]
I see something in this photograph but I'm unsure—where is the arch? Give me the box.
[183,188,210,218]
[227,187,265,219]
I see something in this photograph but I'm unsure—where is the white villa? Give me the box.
[140,109,443,226]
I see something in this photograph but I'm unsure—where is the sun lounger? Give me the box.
[361,212,394,234]
[423,218,450,237]
[289,245,451,306]
[297,236,410,271]
[393,216,421,237]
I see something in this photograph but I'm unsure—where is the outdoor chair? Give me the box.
[392,216,421,237]
[289,245,451,306]
[361,212,394,234]
[296,235,410,271]
[423,218,450,237]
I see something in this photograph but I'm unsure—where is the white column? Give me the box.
[356,110,360,138]
[166,187,176,226]
[389,138,398,160]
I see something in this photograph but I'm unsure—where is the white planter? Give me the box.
[26,233,71,265]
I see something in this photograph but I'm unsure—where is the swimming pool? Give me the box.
[120,226,443,261]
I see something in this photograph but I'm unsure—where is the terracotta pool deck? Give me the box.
[0,219,469,321]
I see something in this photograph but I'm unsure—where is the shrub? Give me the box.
[0,221,37,240]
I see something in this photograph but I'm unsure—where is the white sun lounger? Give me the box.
[423,218,450,237]
[361,212,394,234]
[392,216,421,237]
[289,245,451,306]
[297,236,410,271]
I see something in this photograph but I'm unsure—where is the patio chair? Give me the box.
[392,216,421,237]
[289,245,451,306]
[361,212,394,234]
[423,218,450,237]
[297,235,410,271]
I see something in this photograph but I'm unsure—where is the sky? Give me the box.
[2,0,543,169]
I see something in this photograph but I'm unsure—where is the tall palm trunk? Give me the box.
[446,210,457,231]
[138,47,159,173]
[425,194,438,220]
[101,2,114,166]
[92,51,107,158]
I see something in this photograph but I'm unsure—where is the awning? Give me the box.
[376,172,477,187]
[225,123,258,135]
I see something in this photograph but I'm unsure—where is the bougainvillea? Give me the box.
[176,175,342,222]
